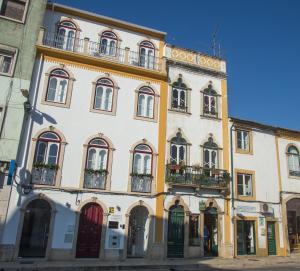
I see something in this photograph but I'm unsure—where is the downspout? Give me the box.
[230,122,236,257]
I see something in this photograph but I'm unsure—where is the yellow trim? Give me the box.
[234,216,259,256]
[38,46,167,82]
[47,4,166,40]
[235,127,253,155]
[221,79,231,246]
[159,40,164,59]
[155,81,168,243]
[234,169,256,201]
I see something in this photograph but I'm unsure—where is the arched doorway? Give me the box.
[167,205,184,258]
[204,206,218,257]
[127,206,150,257]
[18,199,52,258]
[76,202,103,258]
[287,198,300,252]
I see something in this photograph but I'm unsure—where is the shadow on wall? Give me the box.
[30,108,57,125]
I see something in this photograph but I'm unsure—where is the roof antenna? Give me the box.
[212,25,220,57]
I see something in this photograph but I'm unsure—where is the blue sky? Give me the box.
[53,0,300,130]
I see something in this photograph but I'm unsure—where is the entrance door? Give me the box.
[237,220,256,255]
[267,222,277,255]
[167,205,184,258]
[18,199,51,258]
[204,208,218,257]
[127,206,149,257]
[76,203,103,258]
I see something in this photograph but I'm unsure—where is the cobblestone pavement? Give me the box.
[0,254,300,271]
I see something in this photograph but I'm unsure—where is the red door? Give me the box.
[76,203,103,258]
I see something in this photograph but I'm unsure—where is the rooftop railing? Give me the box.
[38,29,165,72]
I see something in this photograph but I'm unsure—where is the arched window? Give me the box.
[170,132,187,165]
[203,136,219,169]
[100,31,118,56]
[202,83,218,118]
[139,41,155,69]
[93,78,114,112]
[131,144,153,193]
[137,87,154,118]
[46,69,69,104]
[287,146,300,176]
[171,77,188,112]
[84,138,109,190]
[56,21,77,51]
[32,132,61,186]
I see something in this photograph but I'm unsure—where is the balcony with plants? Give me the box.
[31,163,58,186]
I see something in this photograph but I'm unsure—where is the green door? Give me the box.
[267,222,277,255]
[168,205,184,258]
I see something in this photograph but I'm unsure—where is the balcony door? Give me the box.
[170,132,187,165]
[18,199,51,258]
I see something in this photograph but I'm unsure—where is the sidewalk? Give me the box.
[0,254,299,271]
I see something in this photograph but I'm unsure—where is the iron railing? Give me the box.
[131,174,152,193]
[41,31,163,72]
[166,164,230,190]
[31,166,57,186]
[84,170,107,190]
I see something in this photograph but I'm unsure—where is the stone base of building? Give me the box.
[219,243,233,258]
[0,244,15,261]
[149,243,164,259]
[49,249,74,260]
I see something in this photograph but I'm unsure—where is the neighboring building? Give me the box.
[0,2,300,263]
[0,0,46,247]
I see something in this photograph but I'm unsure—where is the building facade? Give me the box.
[0,0,46,246]
[0,2,300,262]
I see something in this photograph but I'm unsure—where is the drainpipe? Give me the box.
[230,122,236,258]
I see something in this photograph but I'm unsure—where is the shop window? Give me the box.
[237,220,256,255]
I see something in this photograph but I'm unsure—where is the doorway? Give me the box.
[267,221,277,255]
[18,199,51,258]
[286,199,300,252]
[204,207,218,257]
[237,220,256,255]
[76,203,103,258]
[127,206,150,257]
[167,205,184,258]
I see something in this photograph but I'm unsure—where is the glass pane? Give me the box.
[35,142,47,163]
[95,86,103,109]
[138,94,145,116]
[97,149,107,170]
[104,88,112,111]
[66,30,75,51]
[143,155,151,174]
[204,149,210,167]
[172,88,178,108]
[146,96,153,117]
[0,0,26,21]
[47,77,57,101]
[133,153,142,173]
[100,38,108,54]
[245,175,252,196]
[171,144,178,164]
[109,40,116,55]
[1,55,12,73]
[180,90,186,108]
[47,144,58,165]
[87,149,96,169]
[179,146,185,163]
[40,132,59,140]
[135,144,151,152]
[58,79,67,103]
[140,48,146,67]
[211,150,217,168]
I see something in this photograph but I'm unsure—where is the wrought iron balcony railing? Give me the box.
[131,173,152,193]
[84,169,107,190]
[289,170,300,177]
[165,164,230,192]
[39,30,164,72]
[31,164,57,186]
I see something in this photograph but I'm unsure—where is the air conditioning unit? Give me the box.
[260,203,274,215]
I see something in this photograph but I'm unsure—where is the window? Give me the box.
[236,129,250,152]
[287,146,300,177]
[170,132,187,165]
[202,83,218,118]
[203,136,218,169]
[237,173,253,197]
[0,46,17,76]
[56,21,77,51]
[137,87,154,118]
[93,78,114,112]
[100,31,118,56]
[171,76,188,113]
[84,138,109,190]
[31,132,61,186]
[131,144,153,193]
[0,0,28,22]
[46,69,69,104]
[139,41,155,69]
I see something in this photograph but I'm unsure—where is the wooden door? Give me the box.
[76,203,103,258]
[18,199,51,258]
[267,222,277,255]
[167,205,184,258]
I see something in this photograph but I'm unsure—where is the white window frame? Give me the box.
[170,143,186,165]
[237,130,250,151]
[0,0,29,23]
[139,41,155,69]
[93,78,114,112]
[287,146,300,175]
[172,87,187,112]
[0,45,18,76]
[56,21,77,51]
[237,173,253,197]
[137,87,154,118]
[46,69,69,104]
[100,31,118,56]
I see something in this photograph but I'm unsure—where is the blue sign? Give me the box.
[7,160,16,185]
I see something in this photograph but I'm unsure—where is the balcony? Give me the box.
[131,173,152,193]
[31,164,57,186]
[165,164,230,193]
[37,29,166,76]
[84,169,108,190]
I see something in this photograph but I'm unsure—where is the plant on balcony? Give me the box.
[85,168,108,175]
[33,163,59,170]
[130,172,153,178]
